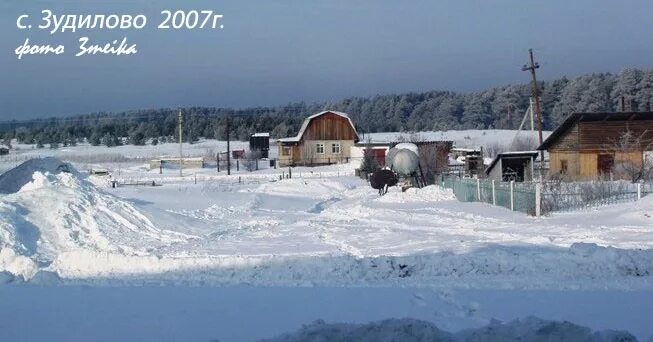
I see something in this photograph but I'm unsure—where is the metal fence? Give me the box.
[441,175,653,216]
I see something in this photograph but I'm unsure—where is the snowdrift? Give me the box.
[263,317,635,342]
[0,157,74,194]
[0,158,188,280]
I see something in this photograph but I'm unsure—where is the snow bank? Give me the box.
[263,317,635,342]
[33,243,653,289]
[376,185,456,203]
[0,157,74,194]
[0,158,190,279]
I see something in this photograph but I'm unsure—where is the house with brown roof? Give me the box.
[538,112,653,180]
[277,111,359,167]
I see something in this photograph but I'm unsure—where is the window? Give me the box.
[281,147,291,156]
[316,143,325,154]
[560,160,568,174]
[331,143,341,154]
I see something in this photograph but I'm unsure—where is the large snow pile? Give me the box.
[262,317,635,342]
[0,158,188,280]
[0,157,74,194]
[376,185,456,203]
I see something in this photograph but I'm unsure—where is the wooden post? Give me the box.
[256,159,259,171]
[535,183,542,217]
[491,180,496,205]
[476,178,481,201]
[289,167,292,179]
[510,180,515,211]
[216,153,220,172]
[236,159,239,171]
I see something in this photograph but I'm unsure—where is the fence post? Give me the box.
[510,180,514,211]
[476,178,481,201]
[491,180,496,205]
[535,183,541,217]
[637,183,642,200]
[289,167,292,179]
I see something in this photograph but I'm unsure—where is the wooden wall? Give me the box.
[579,120,653,150]
[549,151,579,176]
[302,113,358,141]
[550,123,579,151]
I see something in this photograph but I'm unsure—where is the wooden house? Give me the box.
[538,112,653,180]
[485,151,538,182]
[277,111,359,167]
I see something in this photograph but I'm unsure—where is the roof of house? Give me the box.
[485,151,539,175]
[251,133,270,137]
[0,145,9,150]
[278,111,358,143]
[538,111,653,150]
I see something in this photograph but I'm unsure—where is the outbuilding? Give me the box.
[538,111,653,180]
[485,151,538,182]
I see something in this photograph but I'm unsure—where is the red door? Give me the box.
[374,149,386,166]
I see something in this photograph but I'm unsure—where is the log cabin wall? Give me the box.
[578,120,653,151]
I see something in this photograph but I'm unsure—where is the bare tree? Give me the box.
[606,130,653,182]
[243,150,262,172]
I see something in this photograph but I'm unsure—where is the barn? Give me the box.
[538,111,653,180]
[277,111,359,167]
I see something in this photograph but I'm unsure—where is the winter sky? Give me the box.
[1,0,653,119]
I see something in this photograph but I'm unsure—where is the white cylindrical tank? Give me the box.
[386,143,420,176]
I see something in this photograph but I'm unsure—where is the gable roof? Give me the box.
[278,111,359,143]
[538,111,653,150]
[485,151,539,175]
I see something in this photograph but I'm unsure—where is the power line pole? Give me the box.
[226,116,231,175]
[522,49,545,167]
[178,109,183,177]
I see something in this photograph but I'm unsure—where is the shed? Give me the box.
[485,151,538,182]
[0,145,9,156]
[538,111,653,180]
[250,133,270,158]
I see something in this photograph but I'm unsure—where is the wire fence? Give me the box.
[441,175,653,216]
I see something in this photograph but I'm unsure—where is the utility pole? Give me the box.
[178,109,183,177]
[522,49,545,168]
[226,116,231,175]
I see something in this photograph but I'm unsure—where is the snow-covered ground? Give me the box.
[0,129,650,341]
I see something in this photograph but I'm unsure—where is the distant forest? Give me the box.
[1,68,652,148]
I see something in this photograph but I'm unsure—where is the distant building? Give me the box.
[485,151,538,182]
[538,112,653,180]
[250,133,270,158]
[0,145,8,156]
[451,147,483,177]
[277,111,359,167]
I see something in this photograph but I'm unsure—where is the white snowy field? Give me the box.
[0,129,651,341]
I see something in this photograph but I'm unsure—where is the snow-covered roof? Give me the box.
[252,133,270,137]
[0,145,9,150]
[278,111,358,143]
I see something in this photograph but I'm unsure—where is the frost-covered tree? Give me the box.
[636,70,653,111]
[611,68,643,111]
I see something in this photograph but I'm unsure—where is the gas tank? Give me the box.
[386,143,420,176]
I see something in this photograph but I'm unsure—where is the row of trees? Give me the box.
[1,68,652,148]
